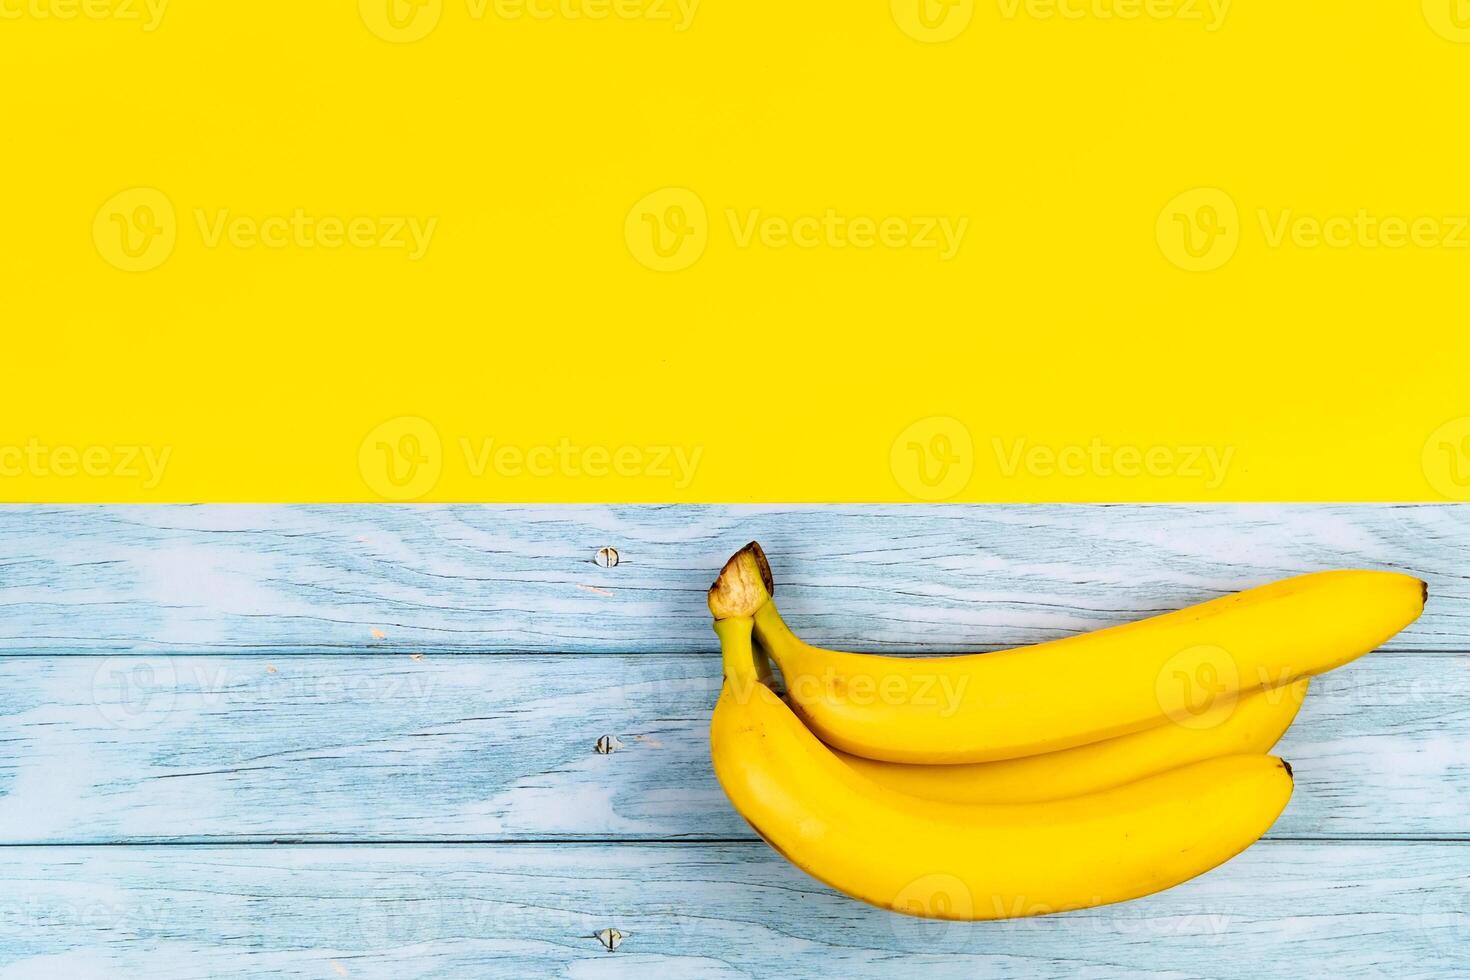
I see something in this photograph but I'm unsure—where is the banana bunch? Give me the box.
[707,542,1426,920]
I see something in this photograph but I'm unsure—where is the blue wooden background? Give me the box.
[0,505,1467,978]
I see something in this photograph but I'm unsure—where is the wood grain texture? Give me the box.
[1,653,1466,843]
[0,505,1465,655]
[1,505,1468,977]
[0,842,1466,979]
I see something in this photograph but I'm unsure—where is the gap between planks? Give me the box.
[1,837,1468,848]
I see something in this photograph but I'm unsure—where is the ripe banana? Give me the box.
[711,543,1422,764]
[710,616,1294,920]
[837,677,1308,804]
[709,542,1424,763]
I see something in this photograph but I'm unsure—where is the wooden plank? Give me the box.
[3,654,1465,843]
[0,505,1464,655]
[0,842,1464,978]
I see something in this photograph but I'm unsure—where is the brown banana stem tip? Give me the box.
[708,541,775,620]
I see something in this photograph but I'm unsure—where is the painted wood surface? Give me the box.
[0,505,1465,654]
[1,654,1466,843]
[0,843,1467,979]
[0,506,1467,978]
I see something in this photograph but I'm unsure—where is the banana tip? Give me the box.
[1280,759,1293,780]
[1421,579,1429,606]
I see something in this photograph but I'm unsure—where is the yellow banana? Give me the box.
[709,541,1424,763]
[837,677,1309,804]
[710,616,1294,920]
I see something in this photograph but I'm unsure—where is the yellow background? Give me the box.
[3,0,1469,501]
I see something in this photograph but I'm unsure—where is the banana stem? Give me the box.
[714,616,762,690]
[708,542,775,620]
[752,600,807,656]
